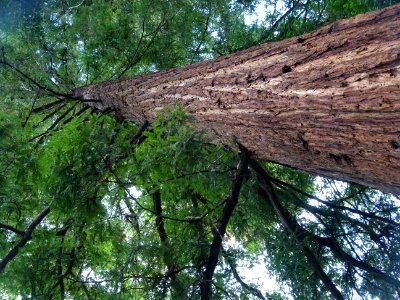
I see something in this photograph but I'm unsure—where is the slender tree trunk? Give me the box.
[75,4,400,194]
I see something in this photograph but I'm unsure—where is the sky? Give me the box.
[244,0,285,25]
[244,0,267,25]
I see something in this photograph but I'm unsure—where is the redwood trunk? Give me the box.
[75,5,400,194]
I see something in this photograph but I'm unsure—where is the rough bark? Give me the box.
[75,4,400,194]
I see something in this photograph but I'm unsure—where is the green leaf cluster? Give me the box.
[1,1,399,299]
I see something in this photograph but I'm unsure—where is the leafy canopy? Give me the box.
[1,0,400,299]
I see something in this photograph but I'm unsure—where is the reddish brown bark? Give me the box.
[75,5,400,194]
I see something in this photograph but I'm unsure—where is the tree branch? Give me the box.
[200,148,250,300]
[253,159,400,294]
[151,189,183,295]
[270,175,399,227]
[223,250,267,300]
[0,222,25,236]
[115,10,171,79]
[250,160,344,300]
[276,186,392,243]
[48,248,76,299]
[190,3,211,64]
[258,0,301,43]
[37,103,67,125]
[32,105,76,144]
[22,89,40,128]
[152,190,168,244]
[314,235,400,288]
[0,56,102,104]
[32,99,67,114]
[0,207,51,274]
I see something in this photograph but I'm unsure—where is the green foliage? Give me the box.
[1,0,399,299]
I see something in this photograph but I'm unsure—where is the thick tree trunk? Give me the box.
[75,4,400,194]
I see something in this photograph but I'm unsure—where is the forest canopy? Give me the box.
[0,1,400,299]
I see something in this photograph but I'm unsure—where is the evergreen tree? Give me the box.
[1,1,399,299]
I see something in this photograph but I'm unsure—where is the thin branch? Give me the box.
[105,163,154,215]
[250,160,344,300]
[32,104,76,143]
[253,160,400,293]
[131,120,150,145]
[60,104,92,127]
[50,227,70,300]
[0,223,25,236]
[270,1,299,33]
[0,56,102,103]
[190,4,211,64]
[276,186,389,242]
[116,12,169,79]
[212,281,235,299]
[184,198,227,224]
[66,0,85,11]
[22,89,40,128]
[158,167,235,186]
[48,248,76,298]
[223,251,267,300]
[69,265,194,284]
[314,235,400,288]
[191,193,209,272]
[0,207,51,274]
[270,176,399,227]
[200,148,250,300]
[32,99,65,113]
[106,161,222,224]
[260,0,301,43]
[0,58,72,98]
[36,103,67,125]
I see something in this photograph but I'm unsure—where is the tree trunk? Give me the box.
[75,4,400,194]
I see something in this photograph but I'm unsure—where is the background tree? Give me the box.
[0,1,399,299]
